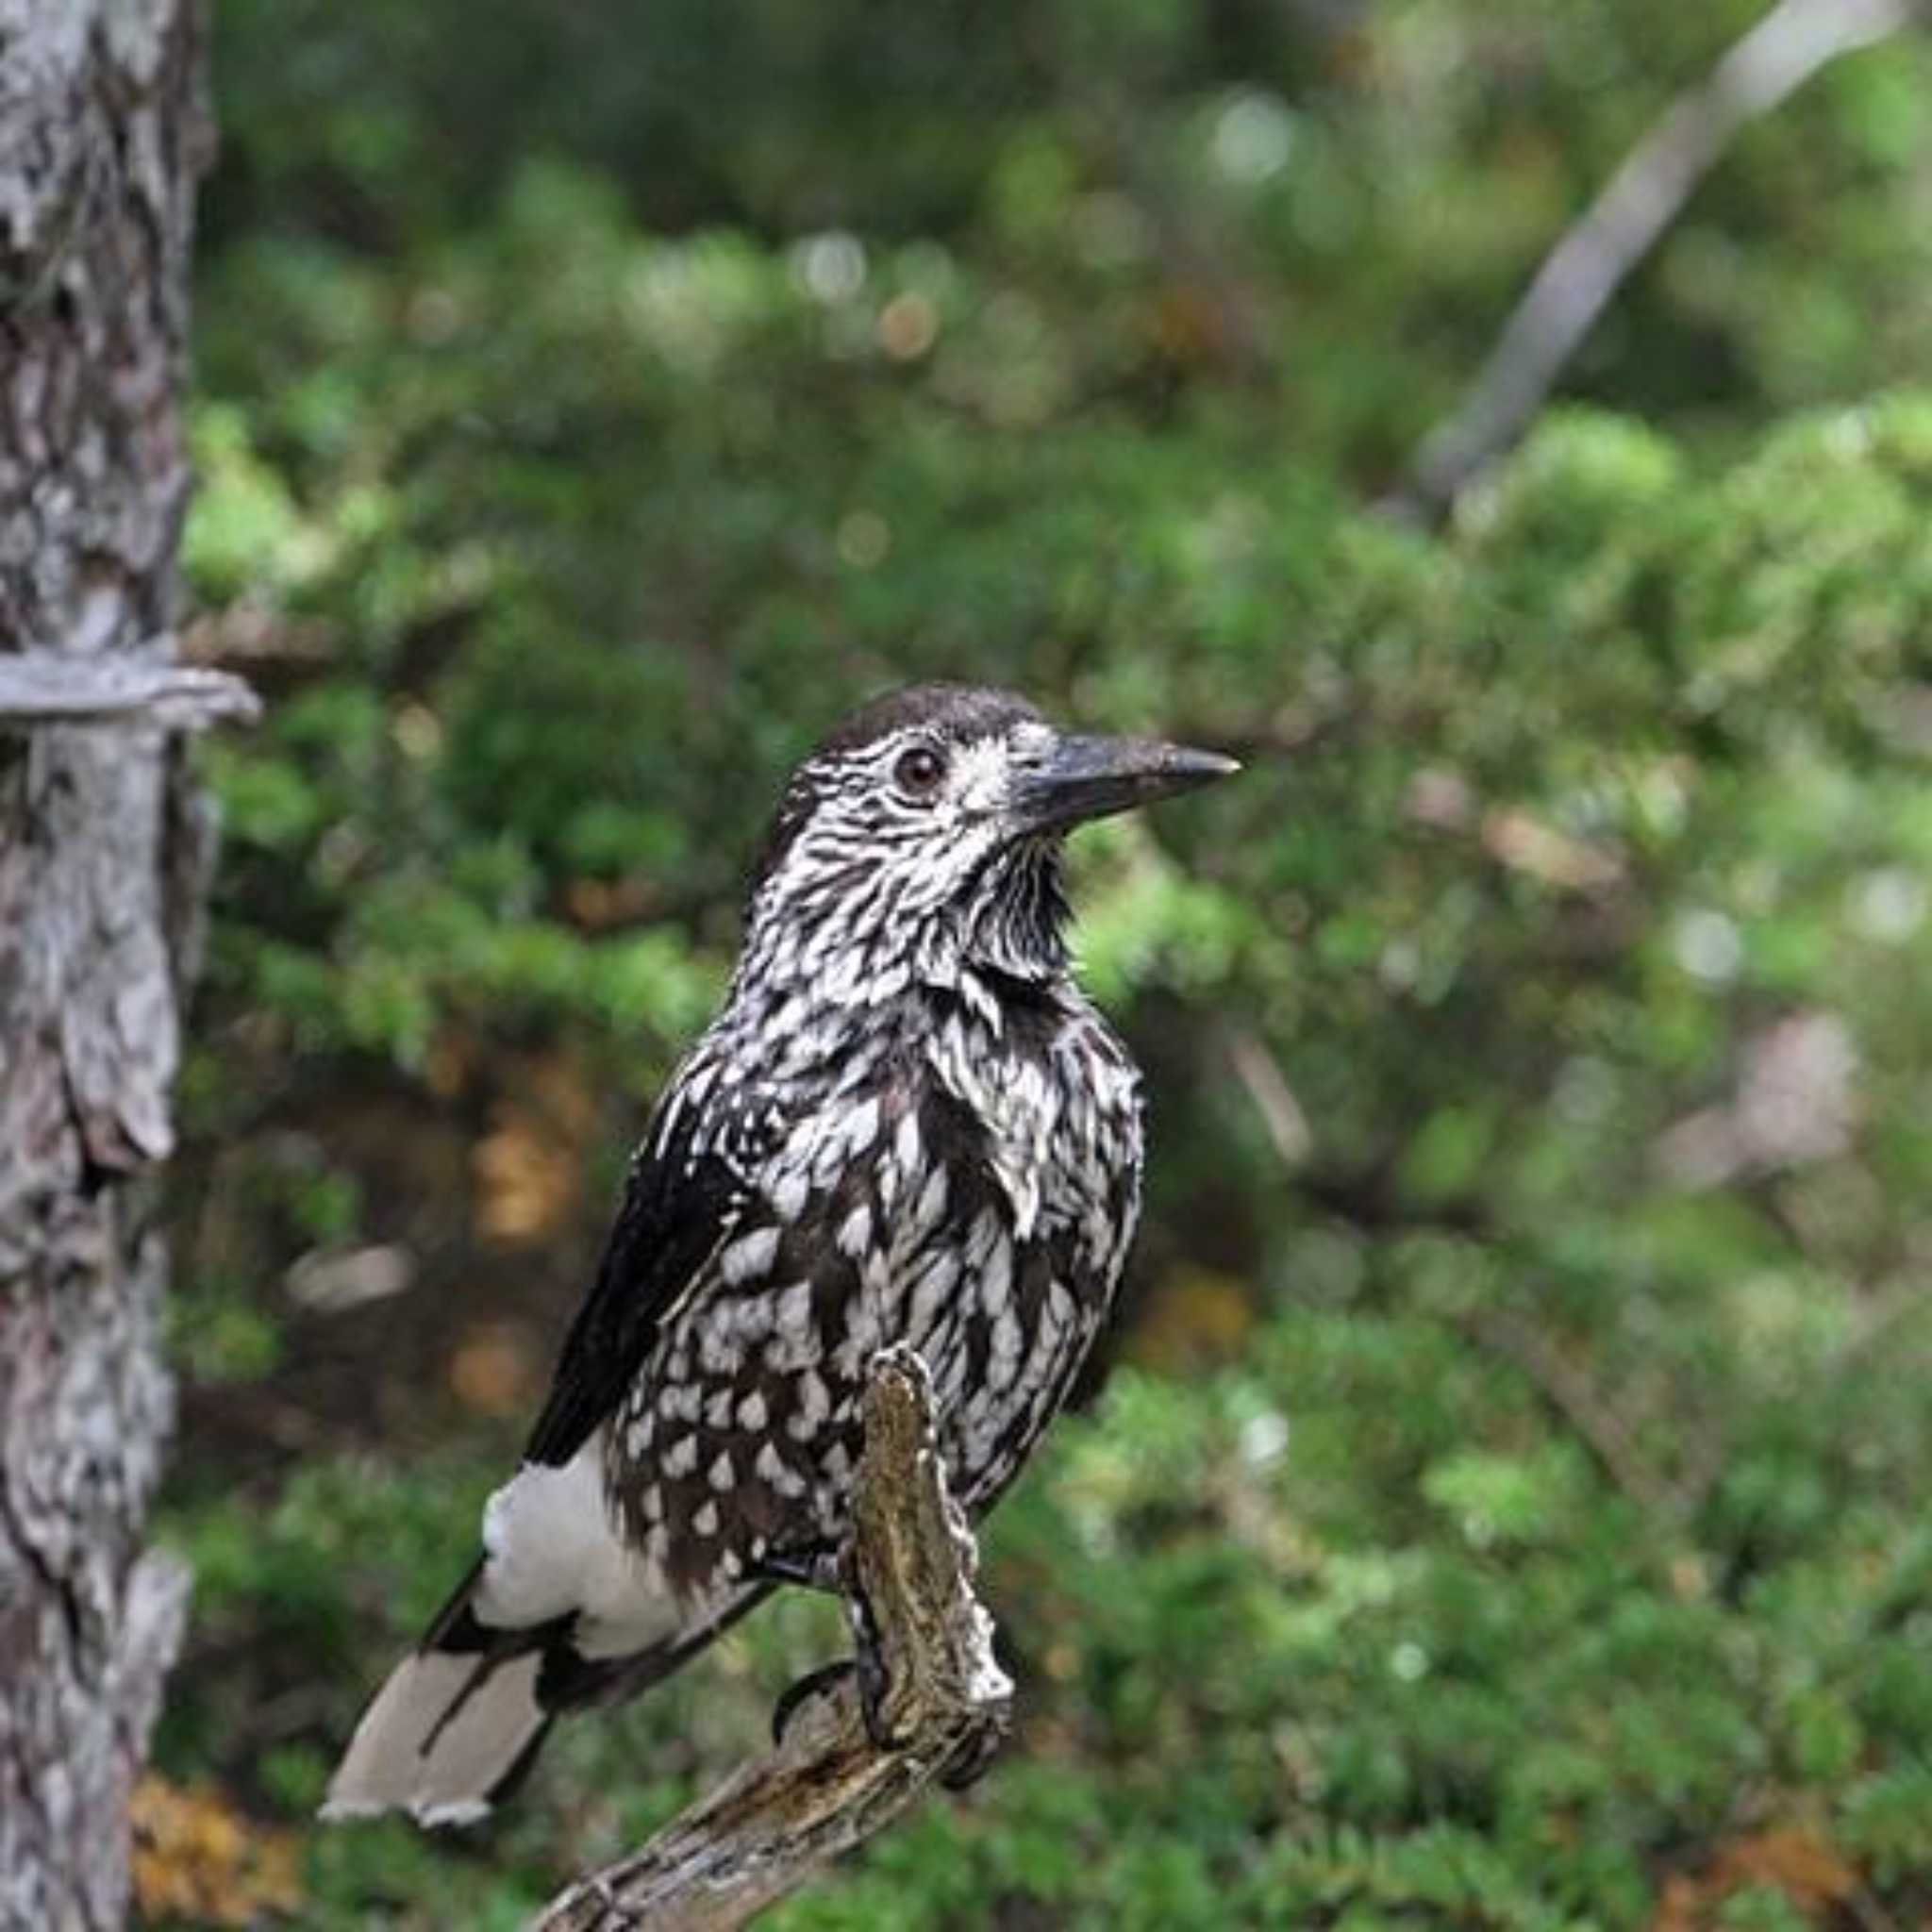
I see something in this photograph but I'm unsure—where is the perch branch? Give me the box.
[532,1345,1012,1932]
[1389,0,1924,522]
[0,645,260,731]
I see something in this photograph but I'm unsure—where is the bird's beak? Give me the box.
[1011,733,1241,836]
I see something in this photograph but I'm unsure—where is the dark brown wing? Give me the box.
[522,1082,753,1467]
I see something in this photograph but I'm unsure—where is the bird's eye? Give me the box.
[894,744,947,797]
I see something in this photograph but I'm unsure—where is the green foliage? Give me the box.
[158,3,1932,1924]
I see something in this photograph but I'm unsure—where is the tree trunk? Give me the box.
[0,3,215,1925]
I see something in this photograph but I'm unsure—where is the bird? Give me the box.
[323,681,1237,1824]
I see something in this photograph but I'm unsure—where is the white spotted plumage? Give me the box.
[325,682,1233,1827]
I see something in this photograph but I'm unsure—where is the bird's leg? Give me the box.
[760,1543,858,1749]
[839,1538,899,1751]
[757,1539,900,1752]
[753,1544,844,1593]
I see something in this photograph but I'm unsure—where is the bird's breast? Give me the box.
[620,988,1143,1594]
[920,991,1142,1257]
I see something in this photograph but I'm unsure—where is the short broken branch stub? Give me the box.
[0,648,261,732]
[532,1345,1013,1932]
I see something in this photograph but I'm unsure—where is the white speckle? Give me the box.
[844,1096,880,1154]
[959,970,1001,1030]
[770,1164,810,1223]
[663,1435,698,1477]
[789,1370,830,1439]
[707,1390,734,1429]
[911,1164,948,1234]
[775,1279,814,1340]
[721,1225,781,1285]
[908,1251,958,1343]
[737,1390,768,1431]
[764,1332,811,1374]
[1036,1301,1065,1356]
[693,1501,720,1537]
[756,1441,807,1497]
[981,1234,1013,1310]
[989,1307,1022,1384]
[708,1451,736,1492]
[698,1324,743,1375]
[768,993,808,1040]
[923,1307,961,1375]
[836,1200,874,1258]
[895,1109,923,1174]
[966,1208,1001,1268]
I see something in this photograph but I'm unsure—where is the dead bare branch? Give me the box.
[1389,0,1924,522]
[0,645,260,731]
[1226,1025,1314,1171]
[531,1345,1011,1932]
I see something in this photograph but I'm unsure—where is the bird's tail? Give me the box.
[321,1558,767,1826]
[320,1559,556,1826]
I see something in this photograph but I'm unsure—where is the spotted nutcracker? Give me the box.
[324,682,1238,1823]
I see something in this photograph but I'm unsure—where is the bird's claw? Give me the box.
[845,1574,900,1750]
[764,1548,901,1751]
[850,1584,900,1754]
[587,1872,644,1928]
[938,1719,1007,1791]
[765,1635,895,1752]
[770,1657,856,1746]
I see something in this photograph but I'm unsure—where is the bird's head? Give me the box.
[740,682,1238,996]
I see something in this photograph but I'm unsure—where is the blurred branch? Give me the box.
[1226,1026,1314,1170]
[1460,1308,1721,1532]
[531,1347,1011,1932]
[1388,0,1924,523]
[0,644,260,731]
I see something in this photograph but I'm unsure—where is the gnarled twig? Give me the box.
[531,1346,1011,1932]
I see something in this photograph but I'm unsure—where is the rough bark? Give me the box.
[533,1347,1013,1932]
[0,2,224,1925]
